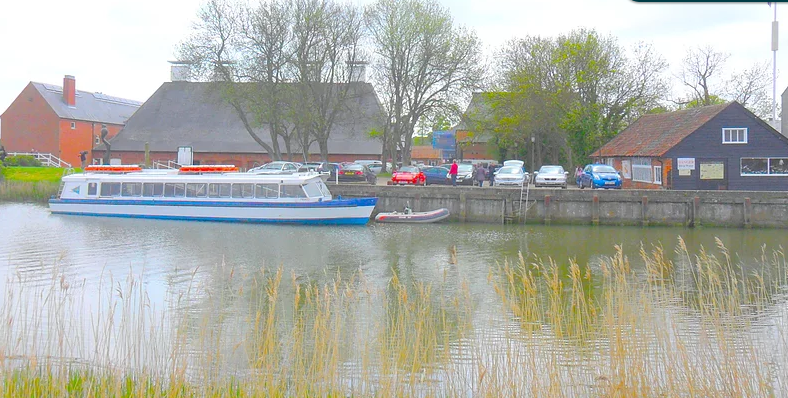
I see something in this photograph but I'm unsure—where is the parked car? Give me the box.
[533,165,568,188]
[303,162,324,171]
[337,163,377,184]
[421,166,451,185]
[494,165,528,187]
[580,164,622,189]
[389,165,426,185]
[439,163,475,185]
[354,160,383,174]
[248,161,300,175]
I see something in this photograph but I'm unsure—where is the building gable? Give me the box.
[0,82,60,153]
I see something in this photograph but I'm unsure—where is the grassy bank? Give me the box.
[0,166,68,202]
[0,240,786,396]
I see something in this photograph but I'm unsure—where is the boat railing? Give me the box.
[152,160,183,170]
[8,152,72,168]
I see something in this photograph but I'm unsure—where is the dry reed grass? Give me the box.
[0,238,786,397]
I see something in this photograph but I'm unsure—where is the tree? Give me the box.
[365,0,484,167]
[676,45,729,107]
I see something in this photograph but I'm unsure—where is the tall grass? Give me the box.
[0,239,786,396]
[0,181,59,202]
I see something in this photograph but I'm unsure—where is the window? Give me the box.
[231,183,255,198]
[280,185,306,198]
[186,183,207,198]
[87,183,97,196]
[722,128,747,144]
[654,166,662,185]
[70,122,76,130]
[303,183,323,198]
[741,157,788,176]
[632,157,652,183]
[208,183,231,198]
[143,183,164,197]
[604,158,614,167]
[255,184,279,198]
[121,182,142,197]
[100,182,121,197]
[164,183,185,197]
[95,135,101,145]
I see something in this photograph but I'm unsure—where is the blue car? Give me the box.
[580,164,622,189]
[421,166,451,185]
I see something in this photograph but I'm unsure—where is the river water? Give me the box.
[1,202,787,394]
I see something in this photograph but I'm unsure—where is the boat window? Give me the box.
[280,184,307,198]
[87,183,98,196]
[99,182,121,197]
[186,183,208,198]
[143,182,164,197]
[302,182,323,198]
[164,183,185,197]
[208,183,232,198]
[121,182,143,197]
[315,180,330,196]
[255,184,279,199]
[232,183,254,198]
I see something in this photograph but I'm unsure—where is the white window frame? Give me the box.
[632,157,653,183]
[722,128,747,144]
[70,121,76,130]
[654,166,662,185]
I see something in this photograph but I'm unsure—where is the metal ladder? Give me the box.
[56,168,75,198]
[517,174,534,224]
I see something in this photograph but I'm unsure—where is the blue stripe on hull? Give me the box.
[50,211,371,225]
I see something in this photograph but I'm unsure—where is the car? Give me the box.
[337,163,377,184]
[580,164,622,189]
[354,160,383,174]
[248,161,301,175]
[421,166,451,185]
[493,165,528,187]
[303,162,324,171]
[533,165,568,188]
[389,165,426,185]
[440,163,475,185]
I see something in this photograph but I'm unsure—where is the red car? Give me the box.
[389,166,426,185]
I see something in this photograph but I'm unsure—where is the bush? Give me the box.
[3,155,42,167]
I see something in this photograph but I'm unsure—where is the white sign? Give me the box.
[621,160,631,179]
[677,158,695,170]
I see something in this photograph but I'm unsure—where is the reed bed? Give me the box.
[0,181,59,202]
[0,238,786,397]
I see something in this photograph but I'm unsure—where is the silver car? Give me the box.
[248,161,300,175]
[533,165,568,188]
[493,166,528,187]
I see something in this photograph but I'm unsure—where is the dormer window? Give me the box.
[722,128,747,144]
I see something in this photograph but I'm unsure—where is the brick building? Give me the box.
[0,75,141,167]
[94,81,384,168]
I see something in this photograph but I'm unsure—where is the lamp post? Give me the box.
[530,135,535,175]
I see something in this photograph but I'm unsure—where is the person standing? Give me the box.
[575,166,583,188]
[79,151,87,168]
[449,159,459,186]
[475,164,487,187]
[488,163,495,187]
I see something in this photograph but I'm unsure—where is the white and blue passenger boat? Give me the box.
[49,165,377,225]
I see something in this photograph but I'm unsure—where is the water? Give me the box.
[1,203,786,394]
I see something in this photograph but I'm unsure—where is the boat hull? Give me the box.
[49,197,377,225]
[374,208,450,223]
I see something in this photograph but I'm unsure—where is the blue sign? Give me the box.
[432,130,455,150]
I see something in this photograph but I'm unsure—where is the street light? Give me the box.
[530,135,535,177]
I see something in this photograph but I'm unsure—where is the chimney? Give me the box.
[169,61,192,82]
[63,75,76,107]
[347,61,367,82]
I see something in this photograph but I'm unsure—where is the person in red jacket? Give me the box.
[449,159,459,186]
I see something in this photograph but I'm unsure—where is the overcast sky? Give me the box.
[0,0,784,134]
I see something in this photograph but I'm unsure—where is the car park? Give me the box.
[440,163,475,185]
[580,164,622,189]
[493,165,528,187]
[533,165,568,188]
[389,165,426,185]
[354,160,383,174]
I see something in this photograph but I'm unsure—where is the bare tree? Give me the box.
[366,0,484,166]
[725,61,774,119]
[676,45,730,107]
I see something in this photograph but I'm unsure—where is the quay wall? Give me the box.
[330,185,788,228]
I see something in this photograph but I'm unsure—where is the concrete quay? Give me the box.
[330,184,788,228]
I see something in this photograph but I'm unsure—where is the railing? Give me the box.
[152,160,183,169]
[8,152,71,168]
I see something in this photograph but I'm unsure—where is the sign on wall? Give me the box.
[432,130,456,151]
[621,160,631,179]
[700,162,725,180]
[677,158,695,170]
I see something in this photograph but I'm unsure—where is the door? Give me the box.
[697,159,727,190]
[177,146,193,166]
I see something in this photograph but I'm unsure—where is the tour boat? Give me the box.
[48,165,377,225]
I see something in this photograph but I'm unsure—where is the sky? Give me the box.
[0,0,785,136]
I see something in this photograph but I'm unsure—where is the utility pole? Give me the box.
[772,2,779,123]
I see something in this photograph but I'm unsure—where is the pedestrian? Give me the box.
[575,166,583,187]
[449,159,459,186]
[488,163,495,187]
[0,143,6,163]
[475,163,487,187]
[79,151,87,168]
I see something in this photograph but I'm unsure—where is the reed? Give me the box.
[0,181,59,202]
[0,239,786,397]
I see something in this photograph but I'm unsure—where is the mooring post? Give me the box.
[744,197,752,228]
[641,196,649,226]
[544,195,552,225]
[592,194,600,225]
[693,196,701,227]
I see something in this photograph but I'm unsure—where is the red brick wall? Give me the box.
[59,120,123,167]
[0,83,60,154]
[610,157,668,190]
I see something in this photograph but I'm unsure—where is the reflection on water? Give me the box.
[0,203,787,395]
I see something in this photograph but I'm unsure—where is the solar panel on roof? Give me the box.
[93,92,142,107]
